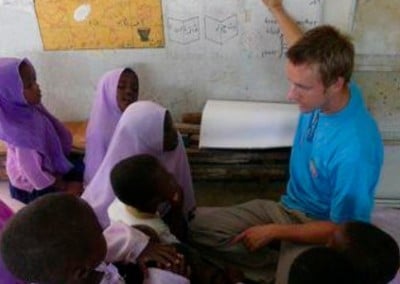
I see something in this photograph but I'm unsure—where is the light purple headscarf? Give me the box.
[0,58,72,174]
[82,101,195,228]
[0,199,25,283]
[84,68,125,185]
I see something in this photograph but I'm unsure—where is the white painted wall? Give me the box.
[375,145,400,205]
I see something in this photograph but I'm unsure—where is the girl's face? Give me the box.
[19,62,41,105]
[116,69,139,112]
[163,111,178,152]
[154,165,183,207]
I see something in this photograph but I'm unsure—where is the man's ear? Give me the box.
[330,76,346,93]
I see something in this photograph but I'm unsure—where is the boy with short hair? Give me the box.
[108,153,182,244]
[108,154,253,284]
[288,247,356,284]
[0,193,190,284]
[329,221,400,284]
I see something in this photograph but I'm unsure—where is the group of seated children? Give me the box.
[0,155,256,284]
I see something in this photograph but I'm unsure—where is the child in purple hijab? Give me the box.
[84,68,139,185]
[0,57,83,203]
[0,199,25,283]
[82,101,196,230]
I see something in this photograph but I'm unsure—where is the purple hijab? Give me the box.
[84,68,125,185]
[0,200,25,283]
[82,101,195,228]
[0,58,72,174]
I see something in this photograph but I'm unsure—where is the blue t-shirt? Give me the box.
[281,82,383,223]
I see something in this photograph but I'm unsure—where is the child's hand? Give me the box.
[64,181,84,196]
[137,242,183,278]
[170,186,184,210]
[53,175,67,192]
[165,252,191,279]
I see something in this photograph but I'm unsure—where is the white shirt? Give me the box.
[108,199,179,244]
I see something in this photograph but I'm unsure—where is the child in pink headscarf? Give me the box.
[82,101,196,231]
[84,68,139,185]
[0,57,83,204]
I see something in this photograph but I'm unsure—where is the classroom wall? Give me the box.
[0,0,399,202]
[0,0,351,121]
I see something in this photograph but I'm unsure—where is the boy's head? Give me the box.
[0,193,106,284]
[288,247,356,284]
[116,68,139,112]
[110,154,180,213]
[329,221,400,284]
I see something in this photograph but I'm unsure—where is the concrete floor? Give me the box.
[0,179,285,211]
[1,180,399,282]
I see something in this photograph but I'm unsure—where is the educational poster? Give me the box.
[34,0,165,50]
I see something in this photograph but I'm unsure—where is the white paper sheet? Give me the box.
[199,100,299,149]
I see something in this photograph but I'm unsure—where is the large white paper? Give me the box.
[199,100,299,149]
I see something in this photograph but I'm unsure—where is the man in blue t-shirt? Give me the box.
[189,0,383,283]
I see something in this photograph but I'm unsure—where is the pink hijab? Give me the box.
[84,68,125,185]
[82,101,195,228]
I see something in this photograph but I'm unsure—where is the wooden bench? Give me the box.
[0,121,88,181]
[0,116,290,183]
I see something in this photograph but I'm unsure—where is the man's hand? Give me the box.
[231,222,339,251]
[262,0,283,11]
[230,224,278,252]
[137,242,184,277]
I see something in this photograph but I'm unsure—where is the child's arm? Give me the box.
[104,222,185,278]
[104,221,150,263]
[15,148,57,189]
[163,187,187,242]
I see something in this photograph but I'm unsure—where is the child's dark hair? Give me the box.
[0,193,105,283]
[110,154,161,212]
[342,221,400,284]
[288,247,356,284]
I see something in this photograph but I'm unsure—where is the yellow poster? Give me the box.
[35,0,165,50]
